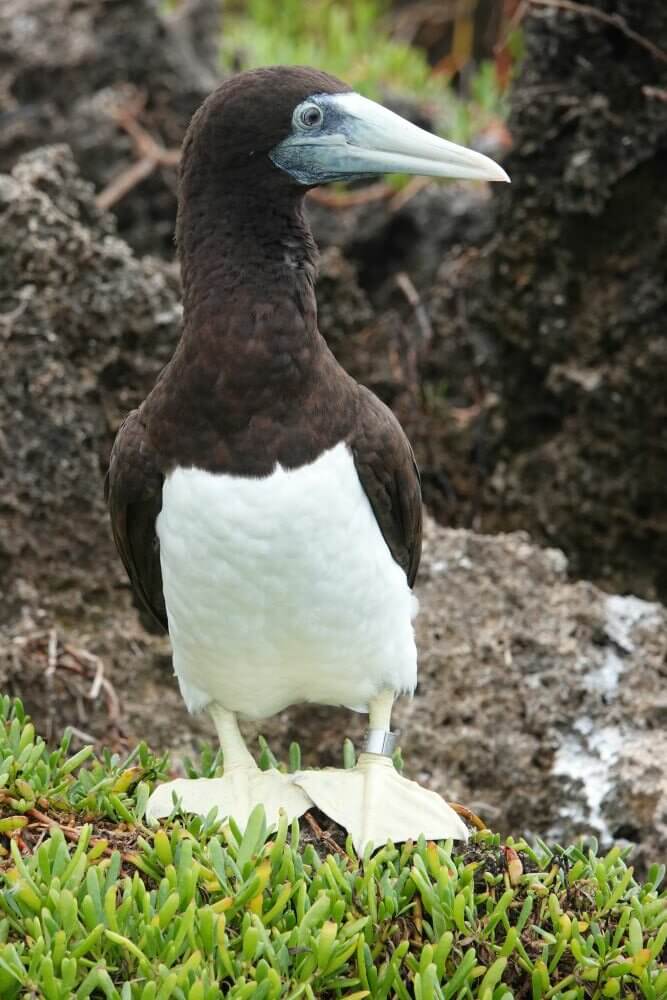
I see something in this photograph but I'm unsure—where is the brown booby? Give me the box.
[106,66,509,850]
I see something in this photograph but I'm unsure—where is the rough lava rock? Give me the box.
[409,520,667,874]
[0,0,220,255]
[0,145,181,627]
[431,0,667,599]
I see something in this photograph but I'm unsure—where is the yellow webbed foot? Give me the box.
[146,766,313,827]
[294,752,469,853]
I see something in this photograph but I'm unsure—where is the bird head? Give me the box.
[181,66,509,190]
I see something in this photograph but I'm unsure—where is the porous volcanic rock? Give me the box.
[428,0,667,599]
[0,145,181,628]
[0,0,220,254]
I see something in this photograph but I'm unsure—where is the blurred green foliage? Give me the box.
[220,0,509,146]
[222,0,435,98]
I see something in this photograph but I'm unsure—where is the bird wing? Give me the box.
[350,386,422,587]
[105,407,168,631]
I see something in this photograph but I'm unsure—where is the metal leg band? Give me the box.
[364,728,398,756]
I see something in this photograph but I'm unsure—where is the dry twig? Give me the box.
[303,810,347,857]
[96,158,159,213]
[449,802,487,831]
[8,627,121,735]
[395,272,433,350]
[25,808,135,861]
[46,628,58,679]
[495,0,531,54]
[96,95,181,213]
[64,643,120,724]
[393,271,434,398]
[26,807,81,842]
[307,181,392,209]
[388,177,431,214]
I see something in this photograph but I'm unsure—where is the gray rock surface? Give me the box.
[0,145,181,627]
[0,0,220,255]
[410,521,667,871]
[437,0,667,600]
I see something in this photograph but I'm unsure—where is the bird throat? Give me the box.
[178,170,319,330]
[144,169,353,477]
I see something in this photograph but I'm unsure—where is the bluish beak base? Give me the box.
[270,91,510,187]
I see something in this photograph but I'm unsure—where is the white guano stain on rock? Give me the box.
[604,594,661,653]
[553,725,625,841]
[551,594,662,840]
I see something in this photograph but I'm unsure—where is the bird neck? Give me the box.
[177,174,319,336]
[146,173,354,475]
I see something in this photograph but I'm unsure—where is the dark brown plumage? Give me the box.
[105,66,422,634]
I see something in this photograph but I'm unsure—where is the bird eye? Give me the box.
[298,104,323,128]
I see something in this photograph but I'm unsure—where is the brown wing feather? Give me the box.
[105,408,167,631]
[350,387,422,587]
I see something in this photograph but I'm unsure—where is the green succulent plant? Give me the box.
[0,696,665,999]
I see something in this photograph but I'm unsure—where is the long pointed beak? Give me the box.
[270,91,510,185]
[328,93,509,182]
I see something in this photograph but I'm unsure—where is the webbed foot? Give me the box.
[146,765,312,826]
[294,752,468,853]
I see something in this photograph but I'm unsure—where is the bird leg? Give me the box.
[293,689,468,853]
[145,703,312,827]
